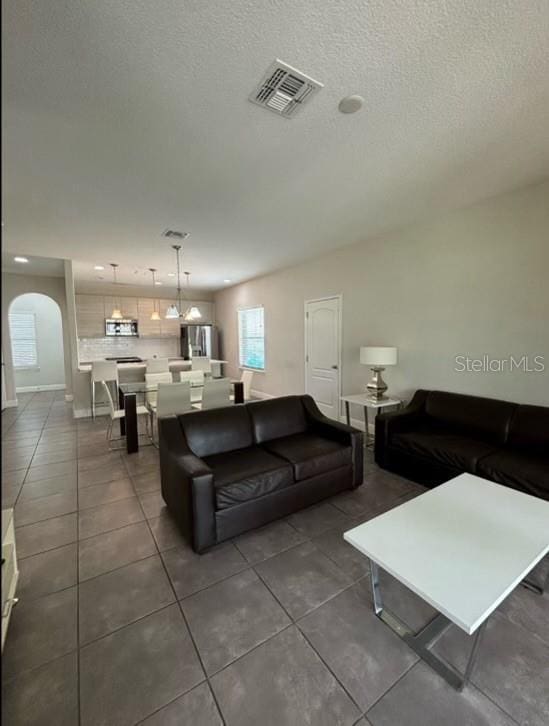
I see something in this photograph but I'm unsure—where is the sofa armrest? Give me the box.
[375,390,429,466]
[158,415,216,552]
[302,395,364,487]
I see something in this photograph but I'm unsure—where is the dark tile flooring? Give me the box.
[2,391,548,726]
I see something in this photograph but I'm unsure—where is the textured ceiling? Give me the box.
[2,0,549,290]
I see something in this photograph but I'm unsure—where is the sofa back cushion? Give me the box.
[424,391,516,444]
[248,396,308,444]
[507,404,549,454]
[178,406,252,458]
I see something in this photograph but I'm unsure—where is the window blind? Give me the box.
[238,307,265,370]
[9,312,38,368]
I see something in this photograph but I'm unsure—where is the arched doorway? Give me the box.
[8,293,66,393]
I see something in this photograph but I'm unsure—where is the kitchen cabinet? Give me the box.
[137,298,162,337]
[75,295,106,337]
[159,299,181,337]
[103,296,138,320]
[76,294,212,339]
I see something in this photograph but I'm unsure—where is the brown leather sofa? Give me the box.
[375,390,549,499]
[159,395,363,552]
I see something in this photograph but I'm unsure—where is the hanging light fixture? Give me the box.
[183,272,202,321]
[165,245,182,319]
[109,263,123,319]
[149,268,161,320]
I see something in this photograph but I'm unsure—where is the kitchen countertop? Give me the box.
[78,358,227,372]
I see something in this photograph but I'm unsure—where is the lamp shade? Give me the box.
[165,304,180,319]
[184,306,202,321]
[360,346,398,366]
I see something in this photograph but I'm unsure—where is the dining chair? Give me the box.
[193,378,231,410]
[191,356,212,374]
[101,381,150,450]
[91,361,118,419]
[241,369,254,400]
[146,358,170,374]
[230,369,254,402]
[145,371,173,411]
[148,381,193,445]
[180,370,205,387]
[156,381,193,416]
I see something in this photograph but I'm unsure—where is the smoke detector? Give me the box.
[249,59,323,118]
[162,229,189,240]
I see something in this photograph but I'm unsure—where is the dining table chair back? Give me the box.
[145,371,173,409]
[241,369,254,400]
[146,358,170,374]
[157,381,192,416]
[191,356,212,374]
[200,378,232,410]
[91,360,119,419]
[180,370,205,387]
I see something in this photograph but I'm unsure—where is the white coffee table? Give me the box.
[343,473,549,690]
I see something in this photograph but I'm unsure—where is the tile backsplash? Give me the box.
[78,337,179,362]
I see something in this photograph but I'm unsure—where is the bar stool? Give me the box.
[91,361,118,419]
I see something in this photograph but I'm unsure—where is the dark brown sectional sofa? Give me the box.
[375,389,549,499]
[159,395,363,552]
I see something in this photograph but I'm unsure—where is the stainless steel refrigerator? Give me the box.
[180,324,219,360]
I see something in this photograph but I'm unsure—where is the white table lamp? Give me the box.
[360,346,398,400]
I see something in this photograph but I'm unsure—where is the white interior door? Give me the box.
[305,296,341,420]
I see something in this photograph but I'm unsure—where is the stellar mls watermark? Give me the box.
[454,355,545,373]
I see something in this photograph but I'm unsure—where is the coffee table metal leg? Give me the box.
[369,560,485,691]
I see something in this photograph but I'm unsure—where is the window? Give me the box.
[238,306,265,370]
[9,312,38,368]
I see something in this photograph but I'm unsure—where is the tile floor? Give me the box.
[2,391,548,726]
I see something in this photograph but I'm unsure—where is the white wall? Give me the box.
[215,181,549,408]
[10,293,65,390]
[1,273,73,403]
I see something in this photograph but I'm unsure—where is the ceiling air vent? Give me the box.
[249,59,323,118]
[162,229,189,240]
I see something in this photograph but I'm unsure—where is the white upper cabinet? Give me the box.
[75,294,213,338]
[75,295,106,338]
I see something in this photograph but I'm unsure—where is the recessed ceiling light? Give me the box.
[14,256,29,263]
[338,94,364,114]
[224,279,232,283]
[94,265,105,270]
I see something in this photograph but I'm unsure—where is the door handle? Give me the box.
[331,365,338,370]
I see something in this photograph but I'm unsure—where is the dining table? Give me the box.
[117,378,244,453]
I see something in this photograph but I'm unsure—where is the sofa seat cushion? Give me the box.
[204,447,294,510]
[392,431,497,472]
[477,451,549,500]
[263,433,351,482]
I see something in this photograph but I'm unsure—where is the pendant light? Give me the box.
[110,263,123,319]
[183,272,202,321]
[165,245,182,319]
[149,268,161,321]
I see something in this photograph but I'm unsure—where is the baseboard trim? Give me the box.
[2,400,18,409]
[15,384,66,393]
[73,406,109,419]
